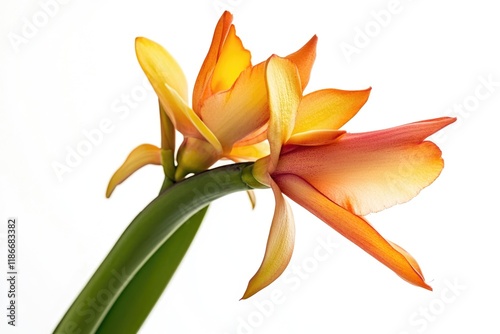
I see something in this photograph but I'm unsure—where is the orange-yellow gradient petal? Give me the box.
[227,142,270,161]
[265,56,301,173]
[210,25,251,94]
[106,144,162,198]
[275,117,456,216]
[135,37,221,153]
[285,35,317,91]
[275,174,431,290]
[193,11,233,110]
[287,129,345,146]
[242,181,295,299]
[292,88,371,135]
[201,62,267,151]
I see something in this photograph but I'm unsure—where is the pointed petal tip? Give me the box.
[240,286,256,300]
[105,144,162,198]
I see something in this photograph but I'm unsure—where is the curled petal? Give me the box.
[275,174,431,290]
[242,181,295,299]
[210,25,251,94]
[201,62,267,152]
[293,88,371,135]
[265,56,302,173]
[135,37,188,101]
[135,38,222,153]
[106,144,162,198]
[285,35,318,91]
[193,11,251,110]
[388,241,425,279]
[276,117,456,215]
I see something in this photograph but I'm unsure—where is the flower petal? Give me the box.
[265,56,302,173]
[193,11,232,110]
[275,117,456,216]
[106,144,162,198]
[210,25,251,94]
[193,11,251,111]
[135,38,222,152]
[275,174,431,290]
[135,37,188,103]
[285,35,318,91]
[234,123,268,147]
[200,62,267,152]
[226,142,270,161]
[287,129,345,146]
[292,88,371,135]
[242,180,295,299]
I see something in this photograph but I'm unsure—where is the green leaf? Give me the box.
[95,206,208,333]
[54,163,253,334]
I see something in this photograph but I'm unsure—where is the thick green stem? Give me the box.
[54,163,253,334]
[95,206,208,333]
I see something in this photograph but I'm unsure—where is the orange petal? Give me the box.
[275,117,456,216]
[226,142,270,161]
[106,144,162,198]
[292,88,371,135]
[242,180,295,299]
[135,38,222,153]
[285,35,318,91]
[200,62,267,152]
[265,56,302,173]
[388,241,425,279]
[275,174,431,290]
[193,12,251,111]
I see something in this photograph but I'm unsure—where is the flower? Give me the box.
[242,56,456,299]
[106,12,318,196]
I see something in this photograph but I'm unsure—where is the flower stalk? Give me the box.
[55,163,257,333]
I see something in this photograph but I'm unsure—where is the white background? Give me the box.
[1,0,499,333]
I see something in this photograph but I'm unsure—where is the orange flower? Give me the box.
[107,12,318,196]
[242,56,455,299]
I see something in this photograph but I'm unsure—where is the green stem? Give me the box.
[54,163,253,334]
[95,206,208,333]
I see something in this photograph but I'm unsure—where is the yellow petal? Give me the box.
[285,35,318,91]
[275,117,456,216]
[292,88,371,135]
[265,56,302,173]
[200,62,268,152]
[226,142,270,161]
[242,180,295,299]
[193,11,233,111]
[275,174,431,290]
[210,25,251,94]
[287,130,345,146]
[135,37,222,153]
[135,37,188,103]
[106,144,162,198]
